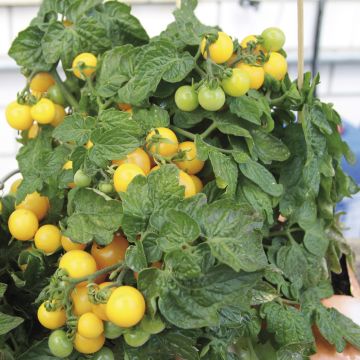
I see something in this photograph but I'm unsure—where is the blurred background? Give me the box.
[0,0,359,264]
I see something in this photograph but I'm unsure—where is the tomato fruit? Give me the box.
[175,85,199,112]
[221,68,250,97]
[8,209,39,241]
[198,86,225,111]
[59,250,97,280]
[28,122,39,139]
[99,182,113,194]
[91,233,128,269]
[47,84,66,105]
[104,321,124,339]
[5,101,33,130]
[112,148,151,175]
[74,169,91,187]
[113,163,145,192]
[37,302,66,330]
[30,72,55,93]
[118,103,132,112]
[48,330,73,358]
[78,312,104,339]
[91,282,114,321]
[124,330,150,348]
[34,225,61,254]
[91,347,115,360]
[179,170,196,198]
[261,27,286,52]
[74,332,105,354]
[16,191,49,220]
[236,63,265,90]
[61,235,86,252]
[50,104,66,127]
[190,175,203,193]
[106,286,146,328]
[146,128,179,157]
[240,35,266,54]
[85,140,93,149]
[63,160,73,170]
[201,31,234,64]
[140,315,165,334]
[72,53,97,79]
[30,98,56,124]
[263,52,288,81]
[175,141,204,175]
[9,178,22,194]
[71,286,92,316]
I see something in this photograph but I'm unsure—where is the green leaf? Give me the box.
[0,283,7,298]
[18,339,57,360]
[66,0,103,22]
[229,96,263,125]
[303,223,329,257]
[9,26,50,72]
[125,241,147,272]
[63,188,123,245]
[133,105,170,134]
[164,249,202,279]
[0,312,24,336]
[309,103,332,135]
[212,113,252,138]
[239,160,283,197]
[173,108,206,129]
[53,114,96,146]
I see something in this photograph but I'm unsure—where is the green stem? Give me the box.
[281,298,299,305]
[246,338,259,360]
[194,63,206,77]
[200,122,217,139]
[269,92,288,106]
[268,227,302,238]
[298,110,305,124]
[51,69,79,110]
[9,333,19,352]
[170,126,196,140]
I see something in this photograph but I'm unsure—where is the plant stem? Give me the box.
[269,92,288,106]
[200,122,217,139]
[170,126,196,140]
[50,69,79,110]
[268,227,302,238]
[194,64,206,77]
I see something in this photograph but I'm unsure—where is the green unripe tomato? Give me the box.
[74,169,91,187]
[261,27,286,52]
[47,84,66,106]
[140,315,165,335]
[104,321,124,339]
[175,85,199,112]
[99,182,113,194]
[91,347,115,360]
[198,85,225,112]
[124,329,150,347]
[48,330,73,358]
[221,68,251,97]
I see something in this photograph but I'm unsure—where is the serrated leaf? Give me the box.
[0,312,24,336]
[229,96,262,125]
[133,105,170,134]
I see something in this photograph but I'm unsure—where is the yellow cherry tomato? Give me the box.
[71,286,92,316]
[263,52,288,81]
[63,19,72,27]
[30,72,55,93]
[9,178,22,195]
[16,192,49,220]
[190,175,203,193]
[106,286,145,328]
[61,235,86,252]
[112,148,151,175]
[28,122,39,139]
[146,127,179,157]
[236,63,265,90]
[59,250,97,280]
[201,32,234,64]
[222,68,250,97]
[240,35,266,54]
[175,141,205,175]
[31,98,56,124]
[37,302,66,330]
[50,104,66,127]
[78,312,104,339]
[85,140,93,149]
[5,101,33,130]
[34,224,61,254]
[91,282,114,321]
[113,163,145,193]
[179,171,196,198]
[63,160,73,170]
[72,53,97,79]
[74,332,105,354]
[8,209,39,241]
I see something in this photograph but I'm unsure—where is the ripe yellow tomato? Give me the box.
[71,286,92,316]
[201,32,234,64]
[31,98,56,124]
[74,332,105,354]
[59,250,97,280]
[85,140,93,149]
[112,148,151,175]
[113,163,145,192]
[91,282,114,321]
[222,68,250,97]
[263,52,288,81]
[61,236,86,252]
[240,35,266,54]
[50,104,66,127]
[78,312,104,339]
[72,53,97,79]
[34,225,61,254]
[30,72,55,93]
[8,209,39,241]
[5,101,33,130]
[179,170,196,198]
[236,63,265,90]
[175,142,204,175]
[106,286,145,328]
[16,192,49,220]
[63,160,73,170]
[91,233,128,269]
[37,302,66,330]
[190,175,203,193]
[28,122,39,139]
[9,178,22,195]
[146,128,179,157]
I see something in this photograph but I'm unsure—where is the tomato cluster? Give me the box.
[175,27,287,113]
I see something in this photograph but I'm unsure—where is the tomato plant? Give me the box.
[1,0,359,359]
